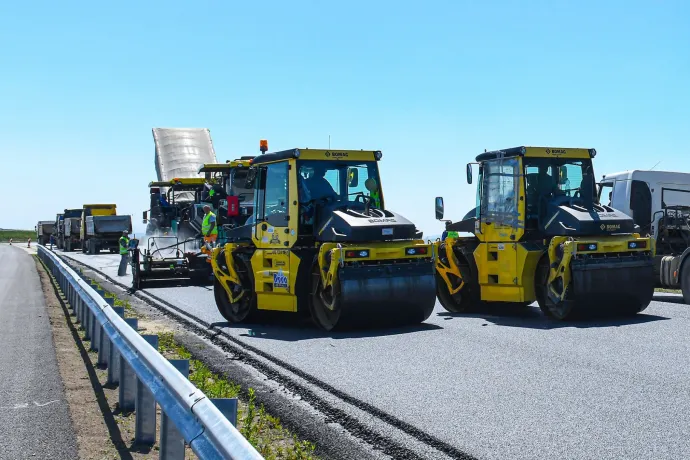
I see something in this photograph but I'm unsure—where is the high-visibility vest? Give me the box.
[202,212,218,235]
[371,190,381,208]
[119,236,129,255]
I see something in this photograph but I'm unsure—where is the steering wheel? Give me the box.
[353,192,371,205]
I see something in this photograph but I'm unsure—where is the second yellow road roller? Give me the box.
[434,146,655,320]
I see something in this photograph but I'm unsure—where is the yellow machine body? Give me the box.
[210,148,436,330]
[434,146,655,319]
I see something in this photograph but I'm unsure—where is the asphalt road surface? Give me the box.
[62,249,690,460]
[0,245,77,459]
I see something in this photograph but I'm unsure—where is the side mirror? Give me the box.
[435,197,444,220]
[142,211,148,224]
[466,163,473,184]
[245,167,258,188]
[348,168,359,187]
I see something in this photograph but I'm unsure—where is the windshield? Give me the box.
[297,160,382,207]
[524,158,591,199]
[229,169,254,203]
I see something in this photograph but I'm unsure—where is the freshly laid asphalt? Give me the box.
[0,245,78,459]
[62,249,690,460]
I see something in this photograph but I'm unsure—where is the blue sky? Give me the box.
[1,0,688,236]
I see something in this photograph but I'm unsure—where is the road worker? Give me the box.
[202,204,218,251]
[118,230,130,276]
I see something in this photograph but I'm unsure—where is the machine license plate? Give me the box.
[382,228,393,236]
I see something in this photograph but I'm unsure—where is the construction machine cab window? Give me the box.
[481,158,520,227]
[297,160,381,207]
[256,162,289,227]
[228,169,254,204]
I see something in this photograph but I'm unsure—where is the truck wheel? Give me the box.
[681,259,690,305]
[65,240,70,252]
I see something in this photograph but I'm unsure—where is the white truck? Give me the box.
[599,170,690,303]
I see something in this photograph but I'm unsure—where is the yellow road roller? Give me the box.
[434,146,655,319]
[210,144,436,330]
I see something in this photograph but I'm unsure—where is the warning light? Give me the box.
[260,139,268,153]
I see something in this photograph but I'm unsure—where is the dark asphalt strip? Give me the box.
[58,253,479,460]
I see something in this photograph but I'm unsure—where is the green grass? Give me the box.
[655,288,682,294]
[0,229,36,242]
[158,332,317,460]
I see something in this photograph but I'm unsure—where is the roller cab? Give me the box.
[434,146,654,320]
[211,143,436,330]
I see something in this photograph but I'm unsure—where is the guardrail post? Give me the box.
[91,308,101,352]
[135,335,159,445]
[160,359,189,460]
[107,307,126,385]
[97,327,109,366]
[96,298,115,366]
[77,297,83,322]
[118,318,138,411]
[210,398,239,427]
[84,301,92,342]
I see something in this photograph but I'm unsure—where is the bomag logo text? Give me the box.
[600,223,620,231]
[369,218,396,223]
[325,151,348,158]
[546,148,566,155]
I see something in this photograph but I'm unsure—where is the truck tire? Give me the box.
[681,259,690,305]
[65,240,71,252]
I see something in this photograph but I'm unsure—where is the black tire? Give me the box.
[435,244,481,313]
[681,258,690,305]
[309,263,343,331]
[214,278,256,323]
[535,256,576,320]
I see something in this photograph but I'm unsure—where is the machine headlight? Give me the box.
[294,149,301,158]
[577,243,598,251]
[345,249,369,258]
[589,148,597,157]
[406,247,429,255]
[374,151,383,160]
[629,241,647,249]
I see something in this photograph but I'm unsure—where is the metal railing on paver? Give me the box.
[37,245,264,460]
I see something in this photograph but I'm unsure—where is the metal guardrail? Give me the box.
[38,246,264,460]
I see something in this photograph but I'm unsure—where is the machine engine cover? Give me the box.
[316,207,418,242]
[543,203,635,236]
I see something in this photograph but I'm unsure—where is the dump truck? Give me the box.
[599,170,690,303]
[54,213,65,249]
[36,221,55,245]
[80,204,133,255]
[210,145,436,331]
[434,146,655,320]
[61,208,83,252]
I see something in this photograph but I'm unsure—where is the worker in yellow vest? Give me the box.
[118,230,130,276]
[202,204,218,251]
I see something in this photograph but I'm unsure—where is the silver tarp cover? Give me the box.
[153,128,218,202]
